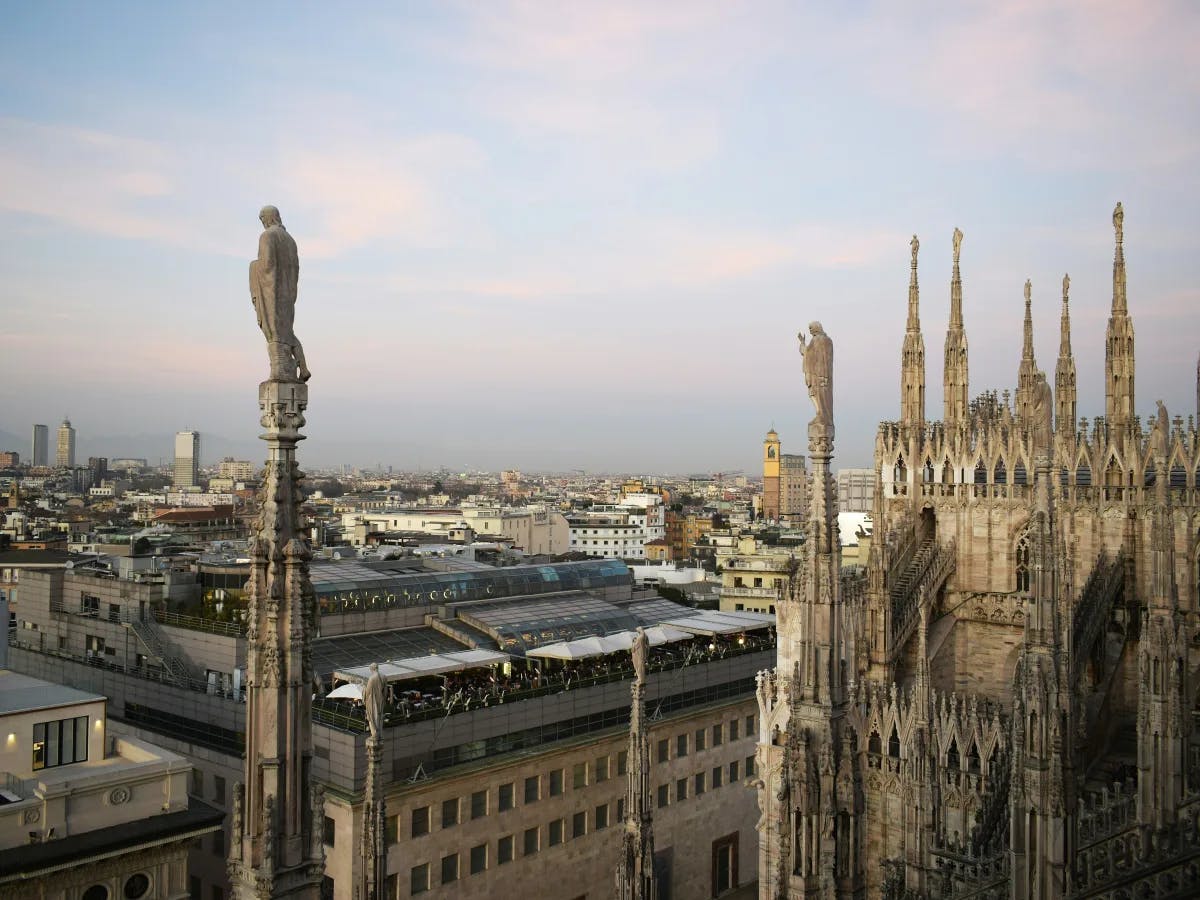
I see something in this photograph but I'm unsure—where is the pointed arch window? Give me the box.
[1104,457,1122,487]
[994,457,1007,485]
[942,460,954,484]
[967,741,981,775]
[1143,463,1156,488]
[947,738,960,770]
[1013,461,1028,486]
[1169,464,1186,489]
[923,460,935,483]
[1075,464,1091,486]
[974,460,987,484]
[888,727,901,759]
[894,456,907,484]
[868,730,882,756]
[1015,526,1032,593]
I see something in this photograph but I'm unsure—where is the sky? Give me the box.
[2,1,1199,474]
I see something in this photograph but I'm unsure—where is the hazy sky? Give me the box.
[2,2,1198,473]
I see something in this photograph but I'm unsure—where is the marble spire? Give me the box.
[943,227,969,424]
[230,207,324,900]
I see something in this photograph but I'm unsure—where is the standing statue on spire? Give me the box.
[798,321,833,428]
[911,234,920,267]
[952,228,962,264]
[1113,202,1124,244]
[250,205,311,383]
[1063,273,1070,299]
[363,662,385,739]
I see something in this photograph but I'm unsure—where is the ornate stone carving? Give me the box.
[108,786,131,805]
[250,206,310,382]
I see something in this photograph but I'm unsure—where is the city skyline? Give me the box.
[3,3,1199,472]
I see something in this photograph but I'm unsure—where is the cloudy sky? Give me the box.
[2,2,1198,473]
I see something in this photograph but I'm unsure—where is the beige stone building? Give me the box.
[0,670,221,899]
[716,532,798,615]
[757,206,1200,900]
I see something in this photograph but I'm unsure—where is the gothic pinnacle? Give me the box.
[907,234,920,331]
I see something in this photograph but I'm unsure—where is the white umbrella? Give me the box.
[326,682,363,700]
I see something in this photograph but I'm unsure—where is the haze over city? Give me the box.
[3,2,1199,471]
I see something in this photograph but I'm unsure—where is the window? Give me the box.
[618,797,626,821]
[524,775,540,804]
[213,775,226,806]
[323,816,335,846]
[410,864,429,896]
[595,803,609,830]
[712,765,724,788]
[441,853,459,884]
[572,810,588,838]
[729,719,739,741]
[471,790,488,819]
[595,755,609,782]
[1015,527,1032,592]
[549,768,564,796]
[676,778,688,801]
[694,772,706,796]
[617,750,628,776]
[32,715,88,770]
[695,728,706,751]
[523,827,539,856]
[499,782,514,811]
[573,762,587,789]
[745,755,756,777]
[729,760,739,782]
[124,874,151,899]
[442,797,459,828]
[213,828,225,856]
[191,768,204,795]
[498,835,514,864]
[657,784,669,808]
[657,739,669,763]
[676,734,688,757]
[712,723,723,746]
[470,843,488,874]
[386,814,398,844]
[745,715,755,735]
[549,818,564,846]
[411,806,430,837]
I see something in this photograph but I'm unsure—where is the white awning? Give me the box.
[526,625,693,661]
[663,610,775,636]
[332,648,509,685]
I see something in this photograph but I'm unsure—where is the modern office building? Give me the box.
[30,425,48,468]
[55,419,75,469]
[173,431,200,489]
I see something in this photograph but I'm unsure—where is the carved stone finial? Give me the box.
[911,234,920,267]
[1062,273,1070,302]
[1113,201,1124,244]
[1024,279,1032,306]
[952,228,963,264]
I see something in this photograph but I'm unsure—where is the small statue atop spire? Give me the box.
[1113,201,1124,245]
[1024,279,1032,306]
[952,228,963,265]
[911,234,920,268]
[1062,273,1070,301]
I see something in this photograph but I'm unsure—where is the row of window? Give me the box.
[656,757,756,808]
[655,715,754,763]
[406,757,758,894]
[410,801,621,893]
[406,751,629,838]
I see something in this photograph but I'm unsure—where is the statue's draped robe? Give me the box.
[250,224,299,346]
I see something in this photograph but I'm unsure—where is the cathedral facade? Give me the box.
[757,204,1200,899]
